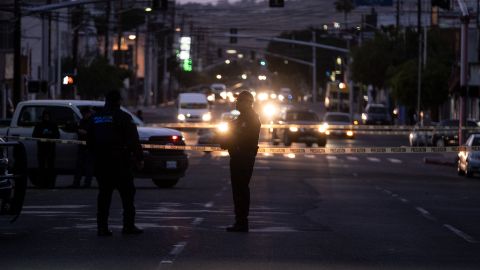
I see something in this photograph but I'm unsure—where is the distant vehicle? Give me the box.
[431,119,478,147]
[272,109,327,147]
[325,81,349,112]
[409,124,433,146]
[279,87,293,101]
[210,83,227,101]
[0,100,189,188]
[177,93,212,122]
[457,133,480,177]
[323,112,355,138]
[361,104,391,125]
[197,111,240,145]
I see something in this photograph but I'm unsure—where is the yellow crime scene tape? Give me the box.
[152,123,480,132]
[4,136,479,155]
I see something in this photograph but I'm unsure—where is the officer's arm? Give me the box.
[125,115,144,162]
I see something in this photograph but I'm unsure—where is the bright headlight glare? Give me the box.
[177,114,186,121]
[220,91,227,99]
[289,127,299,132]
[262,104,277,117]
[346,130,354,137]
[217,122,229,133]
[319,123,329,133]
[361,113,367,120]
[258,93,268,101]
[278,94,285,101]
[202,113,212,121]
[270,93,277,99]
[207,94,215,101]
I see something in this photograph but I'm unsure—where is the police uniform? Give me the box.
[221,91,261,232]
[87,93,143,236]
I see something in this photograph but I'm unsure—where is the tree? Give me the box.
[77,57,131,99]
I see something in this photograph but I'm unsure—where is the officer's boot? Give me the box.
[97,215,112,236]
[122,216,143,235]
[226,218,249,233]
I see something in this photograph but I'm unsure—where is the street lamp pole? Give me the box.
[312,30,317,103]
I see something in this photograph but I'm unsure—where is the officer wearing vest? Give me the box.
[87,90,144,236]
[220,90,261,232]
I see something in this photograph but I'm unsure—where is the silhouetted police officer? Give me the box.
[87,90,144,236]
[220,91,261,232]
[32,110,60,188]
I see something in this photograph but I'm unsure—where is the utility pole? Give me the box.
[312,30,317,103]
[457,0,470,144]
[13,0,22,105]
[416,0,422,124]
[104,1,111,60]
[396,0,400,33]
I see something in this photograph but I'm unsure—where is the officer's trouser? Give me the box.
[230,156,256,225]
[37,143,56,187]
[96,168,136,229]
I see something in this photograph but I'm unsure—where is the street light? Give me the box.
[225,59,231,64]
[216,74,222,80]
[128,34,136,40]
[145,7,152,12]
[241,74,247,80]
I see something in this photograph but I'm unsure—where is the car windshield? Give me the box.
[286,111,318,121]
[471,137,480,146]
[324,114,350,122]
[180,103,208,109]
[367,107,387,114]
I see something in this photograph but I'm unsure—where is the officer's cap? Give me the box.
[236,90,254,104]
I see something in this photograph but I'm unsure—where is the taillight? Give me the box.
[172,136,178,140]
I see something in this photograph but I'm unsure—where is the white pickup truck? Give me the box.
[0,100,189,188]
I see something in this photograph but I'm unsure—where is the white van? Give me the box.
[177,93,211,122]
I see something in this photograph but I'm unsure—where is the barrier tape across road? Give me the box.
[4,136,479,155]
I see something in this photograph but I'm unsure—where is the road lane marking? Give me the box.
[387,158,402,164]
[191,217,204,226]
[399,198,409,203]
[204,202,214,208]
[346,156,358,161]
[326,155,337,160]
[170,242,187,256]
[443,224,478,243]
[305,154,316,158]
[415,207,437,221]
[367,157,381,162]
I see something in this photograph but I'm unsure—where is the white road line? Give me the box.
[415,206,437,221]
[305,154,315,158]
[443,224,478,243]
[204,201,214,208]
[191,217,204,226]
[388,158,402,164]
[170,242,187,256]
[383,189,392,195]
[326,155,337,160]
[367,157,381,162]
[399,198,409,203]
[346,156,358,161]
[222,166,270,170]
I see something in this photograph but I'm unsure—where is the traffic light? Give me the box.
[269,0,284,7]
[432,0,450,10]
[62,75,74,85]
[230,28,237,44]
[152,0,168,11]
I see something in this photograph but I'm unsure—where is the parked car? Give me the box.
[361,104,391,125]
[0,100,189,188]
[457,133,480,177]
[272,108,327,147]
[431,119,478,147]
[323,112,355,138]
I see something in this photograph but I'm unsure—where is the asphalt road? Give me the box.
[1,104,480,269]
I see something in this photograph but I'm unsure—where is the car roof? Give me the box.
[178,93,208,102]
[18,100,105,106]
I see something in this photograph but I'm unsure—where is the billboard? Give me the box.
[355,0,393,6]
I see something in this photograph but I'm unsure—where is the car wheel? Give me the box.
[317,139,327,147]
[306,142,313,147]
[272,141,279,146]
[152,178,179,188]
[284,135,292,147]
[29,170,55,189]
[435,139,445,147]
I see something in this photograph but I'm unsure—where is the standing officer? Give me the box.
[220,91,261,232]
[87,90,144,236]
[32,110,60,188]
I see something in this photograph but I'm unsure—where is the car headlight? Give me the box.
[220,91,227,99]
[217,122,229,133]
[319,123,329,133]
[289,127,298,132]
[207,94,215,102]
[278,94,285,101]
[346,130,354,137]
[361,113,367,120]
[270,93,277,99]
[177,114,186,121]
[202,113,212,121]
[258,93,268,101]
[262,104,277,118]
